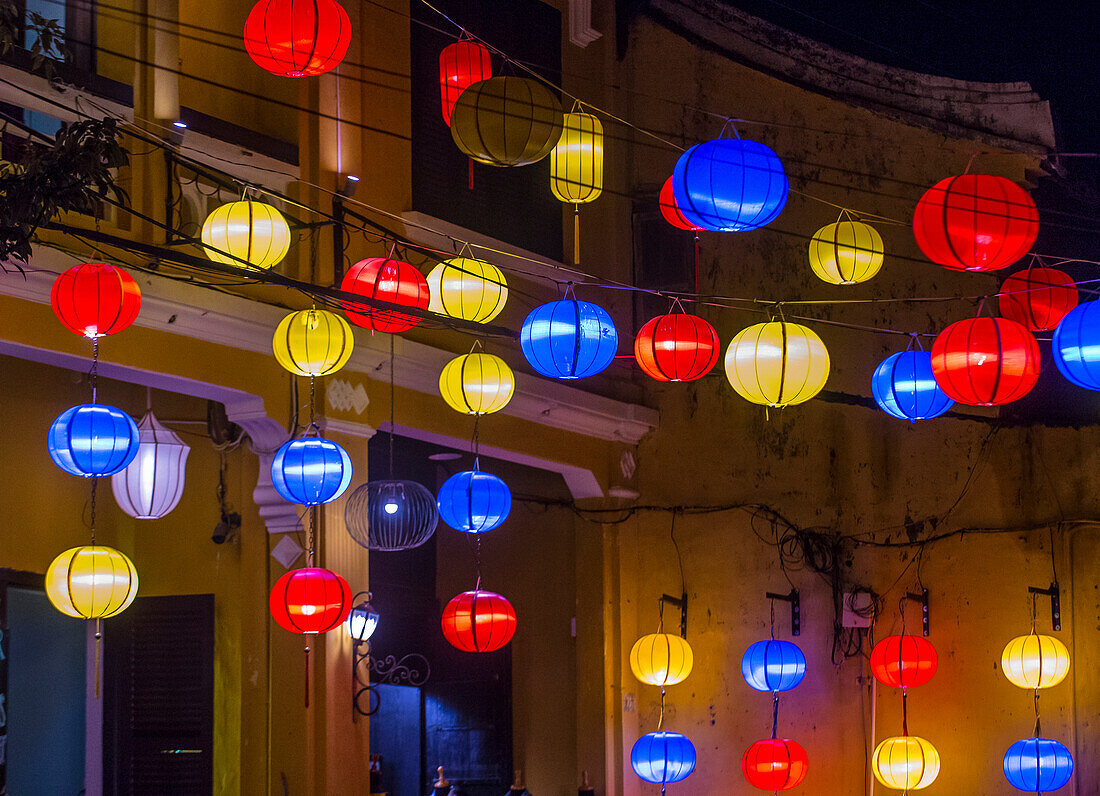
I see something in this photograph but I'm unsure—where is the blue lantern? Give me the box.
[1053,301,1100,389]
[437,468,512,533]
[871,350,954,421]
[1003,738,1073,792]
[48,404,140,477]
[742,639,807,692]
[631,731,696,784]
[520,299,618,379]
[271,435,353,505]
[672,138,788,232]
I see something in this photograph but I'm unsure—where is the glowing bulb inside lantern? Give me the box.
[384,501,399,514]
[301,604,316,615]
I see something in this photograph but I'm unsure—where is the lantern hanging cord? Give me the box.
[769,597,776,640]
[89,336,99,403]
[389,334,395,479]
[307,505,315,567]
[670,509,685,597]
[1034,688,1042,738]
[89,476,97,545]
[658,686,666,731]
[901,688,909,737]
[771,692,780,739]
[309,375,316,429]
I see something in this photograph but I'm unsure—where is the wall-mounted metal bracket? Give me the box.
[660,593,688,638]
[766,589,801,636]
[905,588,930,636]
[1028,582,1061,631]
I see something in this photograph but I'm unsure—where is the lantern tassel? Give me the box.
[574,205,581,267]
[94,618,101,700]
[305,641,311,709]
[693,233,700,293]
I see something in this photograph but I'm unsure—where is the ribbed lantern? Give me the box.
[550,111,603,204]
[658,175,702,231]
[913,174,1039,272]
[340,257,430,333]
[724,322,830,407]
[1003,738,1074,792]
[243,0,351,77]
[520,299,618,379]
[1001,634,1070,690]
[50,263,141,338]
[742,739,809,791]
[672,138,788,232]
[439,40,492,126]
[437,468,512,533]
[629,633,694,686]
[110,412,190,519]
[438,353,515,415]
[871,351,954,422]
[441,589,517,652]
[930,317,1040,406]
[273,309,354,377]
[741,639,807,692]
[270,435,353,506]
[46,546,139,619]
[1053,300,1100,390]
[808,219,884,285]
[870,634,938,689]
[872,736,940,791]
[999,268,1078,331]
[634,312,720,382]
[631,731,697,785]
[426,258,508,323]
[201,200,291,270]
[450,77,564,167]
[345,480,439,551]
[269,566,352,634]
[48,404,140,478]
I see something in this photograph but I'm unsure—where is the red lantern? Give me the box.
[635,312,720,382]
[439,40,492,126]
[999,267,1078,332]
[931,317,1040,406]
[50,263,141,338]
[659,176,701,231]
[340,257,430,333]
[243,0,351,78]
[269,567,352,634]
[441,589,516,653]
[870,634,938,689]
[913,174,1038,272]
[742,739,808,791]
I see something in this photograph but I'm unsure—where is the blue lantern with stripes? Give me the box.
[672,138,788,232]
[1053,300,1100,389]
[742,639,807,692]
[437,467,512,533]
[48,403,140,477]
[271,435,353,505]
[631,731,697,785]
[520,298,618,379]
[872,350,954,421]
[1003,738,1073,792]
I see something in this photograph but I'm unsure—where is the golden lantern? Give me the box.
[808,218,884,285]
[724,321,830,407]
[426,258,509,323]
[630,633,694,686]
[201,200,291,269]
[273,308,354,377]
[439,353,515,415]
[871,736,940,791]
[45,546,139,619]
[1001,633,1071,689]
[550,110,604,204]
[450,76,564,167]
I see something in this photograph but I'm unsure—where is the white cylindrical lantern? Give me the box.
[111,411,190,519]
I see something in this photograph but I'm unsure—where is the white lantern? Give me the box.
[111,412,190,519]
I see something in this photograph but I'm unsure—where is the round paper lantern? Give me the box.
[520,299,618,379]
[437,469,512,533]
[808,220,884,285]
[913,174,1039,272]
[48,404,140,478]
[658,175,702,231]
[724,322,830,407]
[870,634,938,689]
[550,111,603,204]
[1001,633,1070,690]
[742,738,808,791]
[631,731,696,784]
[450,77,564,167]
[930,317,1040,406]
[243,0,351,77]
[273,309,354,377]
[340,257,430,333]
[201,200,291,270]
[110,411,190,519]
[438,353,515,415]
[439,40,492,126]
[441,589,516,652]
[50,263,141,338]
[271,436,352,506]
[46,546,138,619]
[741,639,806,692]
[426,258,508,323]
[1053,301,1100,390]
[1003,738,1073,792]
[672,138,788,232]
[345,479,439,551]
[269,566,352,634]
[629,633,694,687]
[634,312,720,382]
[872,736,940,791]
[999,268,1078,331]
[871,351,954,422]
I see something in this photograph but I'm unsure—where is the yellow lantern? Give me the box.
[439,353,515,415]
[1001,633,1071,689]
[426,258,509,323]
[724,321,830,407]
[550,111,604,204]
[45,545,139,619]
[201,200,291,269]
[872,736,940,791]
[629,633,694,686]
[808,219,884,285]
[273,308,354,377]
